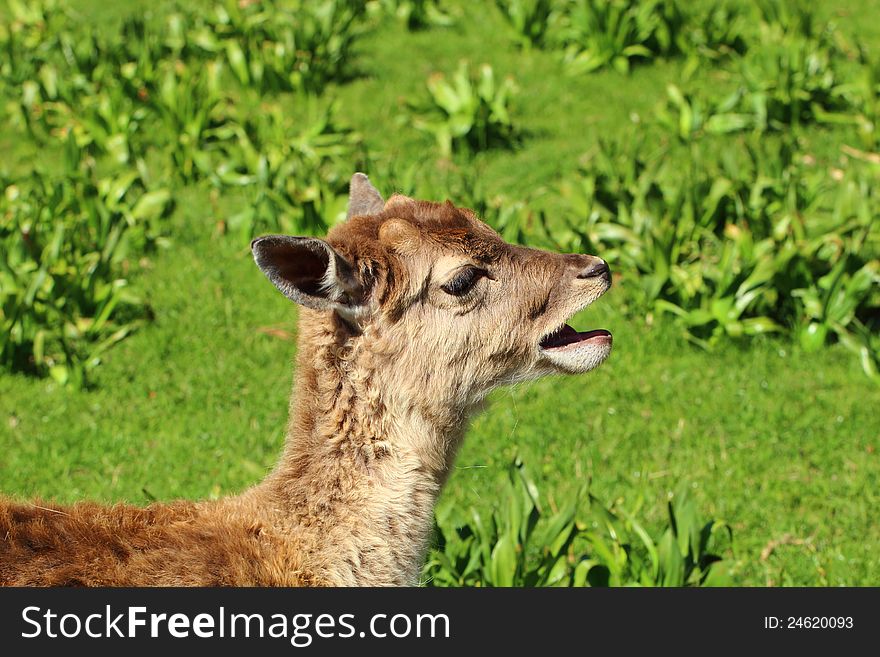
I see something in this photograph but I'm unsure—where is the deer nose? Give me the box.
[577,259,610,280]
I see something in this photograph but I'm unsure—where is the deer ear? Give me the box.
[251,235,363,312]
[347,172,384,219]
[378,217,422,255]
[384,193,414,211]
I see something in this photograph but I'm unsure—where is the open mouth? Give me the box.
[537,302,613,374]
[539,325,612,352]
[535,269,613,373]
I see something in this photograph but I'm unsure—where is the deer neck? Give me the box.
[257,315,470,586]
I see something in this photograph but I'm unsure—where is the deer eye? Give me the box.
[440,267,487,297]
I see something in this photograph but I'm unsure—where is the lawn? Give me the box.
[1,0,878,586]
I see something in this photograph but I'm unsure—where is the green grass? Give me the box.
[1,0,879,585]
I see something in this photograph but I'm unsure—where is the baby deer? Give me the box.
[0,174,612,586]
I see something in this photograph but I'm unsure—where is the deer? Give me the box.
[0,174,612,586]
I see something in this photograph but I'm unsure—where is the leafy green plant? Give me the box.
[654,84,754,140]
[653,7,864,138]
[495,0,556,48]
[552,138,699,304]
[738,24,850,131]
[409,61,519,156]
[554,0,685,74]
[752,0,819,37]
[1,5,123,148]
[676,0,749,62]
[214,99,363,240]
[0,0,73,90]
[147,59,234,182]
[423,458,733,586]
[0,161,171,386]
[653,225,787,346]
[553,131,879,373]
[668,7,859,136]
[836,58,880,148]
[548,0,840,78]
[370,0,454,30]
[492,0,748,65]
[195,0,368,93]
[784,170,880,376]
[793,259,880,351]
[838,318,880,382]
[0,0,372,387]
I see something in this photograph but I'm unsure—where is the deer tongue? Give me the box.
[540,325,611,350]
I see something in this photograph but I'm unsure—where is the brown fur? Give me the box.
[0,179,612,586]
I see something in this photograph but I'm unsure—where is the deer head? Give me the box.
[251,173,612,418]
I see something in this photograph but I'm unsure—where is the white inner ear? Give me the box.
[320,251,370,326]
[334,303,370,327]
[318,257,346,303]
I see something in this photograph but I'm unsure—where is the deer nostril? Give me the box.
[578,259,610,280]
